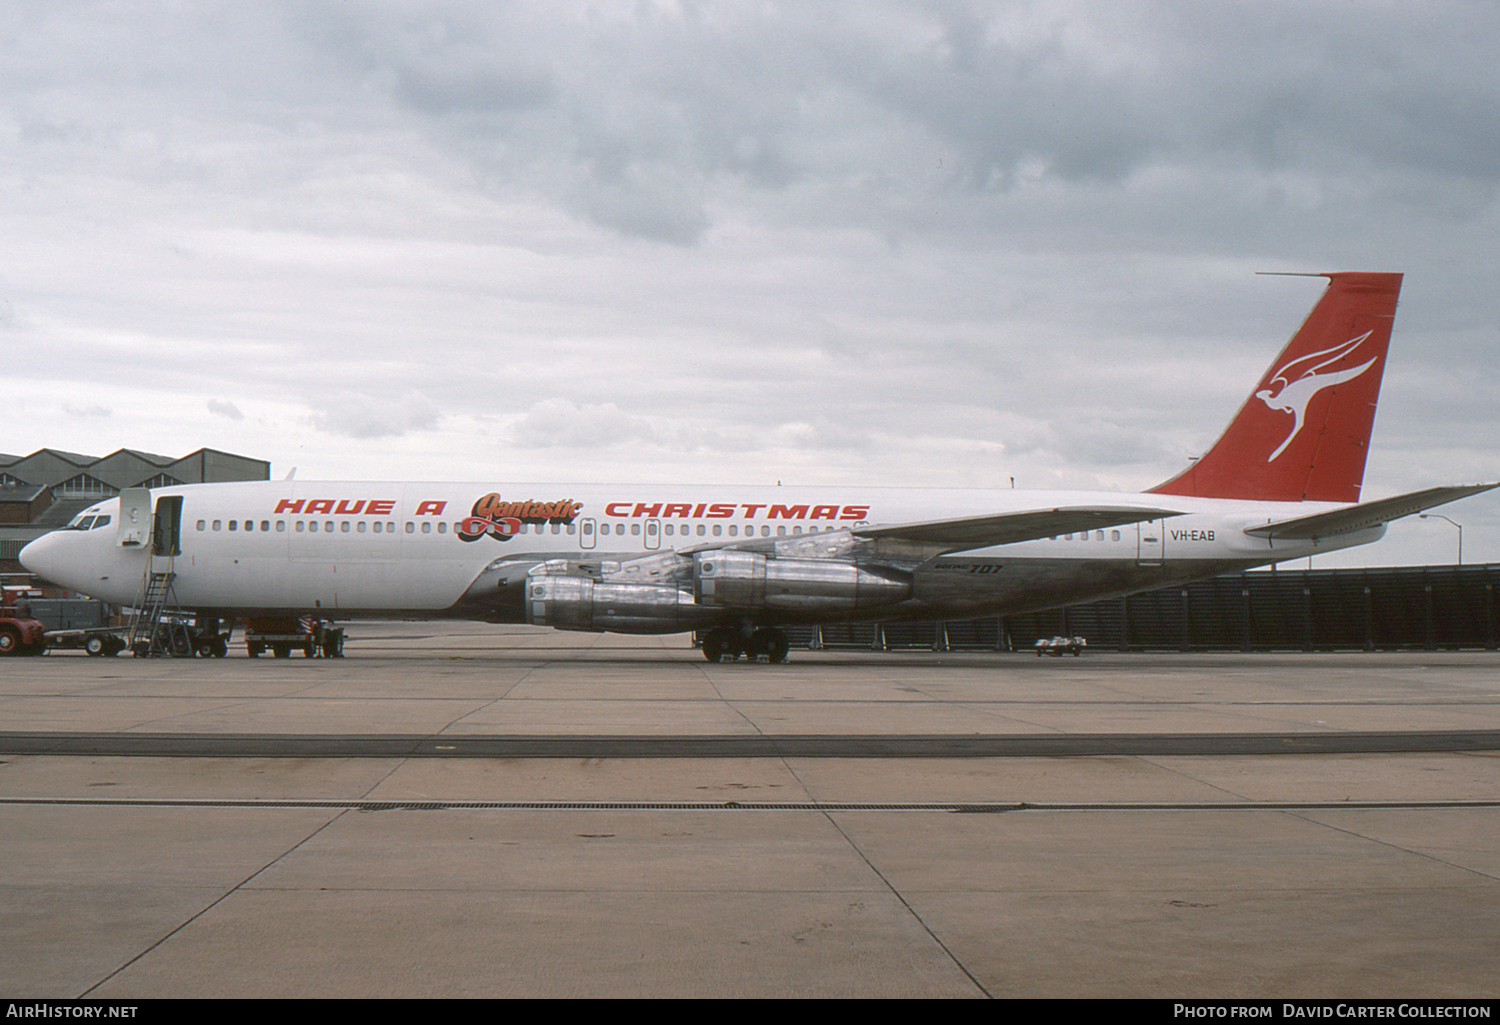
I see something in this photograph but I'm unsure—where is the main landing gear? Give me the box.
[700,625,791,664]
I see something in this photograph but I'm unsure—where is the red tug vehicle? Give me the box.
[0,581,49,655]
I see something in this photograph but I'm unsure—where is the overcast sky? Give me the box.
[4,1,1498,567]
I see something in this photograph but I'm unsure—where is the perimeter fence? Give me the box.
[780,564,1499,653]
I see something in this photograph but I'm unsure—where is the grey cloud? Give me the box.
[509,399,653,449]
[207,399,245,420]
[20,1,1497,248]
[310,392,440,439]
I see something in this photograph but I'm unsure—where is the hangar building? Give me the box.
[1,448,270,574]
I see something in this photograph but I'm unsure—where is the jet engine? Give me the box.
[524,545,913,634]
[694,551,910,611]
[525,576,719,634]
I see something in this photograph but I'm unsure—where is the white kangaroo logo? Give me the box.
[1254,331,1379,461]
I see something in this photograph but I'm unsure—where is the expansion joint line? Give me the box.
[816,805,993,999]
[77,807,352,998]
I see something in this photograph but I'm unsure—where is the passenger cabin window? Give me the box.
[197,520,206,531]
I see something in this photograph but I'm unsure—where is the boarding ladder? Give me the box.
[126,558,192,657]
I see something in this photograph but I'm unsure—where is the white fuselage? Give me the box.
[21,480,1379,626]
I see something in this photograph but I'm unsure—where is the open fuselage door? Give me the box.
[153,495,182,557]
[117,488,152,549]
[117,488,183,556]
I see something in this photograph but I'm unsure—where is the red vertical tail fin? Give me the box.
[1149,272,1403,503]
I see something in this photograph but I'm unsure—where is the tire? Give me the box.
[702,626,739,663]
[0,629,18,655]
[765,629,790,664]
[702,634,724,662]
[749,628,791,664]
[85,635,107,657]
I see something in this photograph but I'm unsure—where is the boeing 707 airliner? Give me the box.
[19,272,1496,661]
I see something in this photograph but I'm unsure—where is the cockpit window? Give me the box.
[63,508,113,530]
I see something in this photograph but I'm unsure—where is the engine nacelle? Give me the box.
[525,576,719,634]
[695,551,910,611]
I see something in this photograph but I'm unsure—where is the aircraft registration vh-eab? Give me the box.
[19,272,1497,662]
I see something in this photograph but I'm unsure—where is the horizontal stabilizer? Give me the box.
[855,506,1183,553]
[1244,483,1499,541]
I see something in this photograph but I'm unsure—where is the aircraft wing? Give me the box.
[674,505,1184,561]
[1244,483,1499,541]
[853,505,1184,552]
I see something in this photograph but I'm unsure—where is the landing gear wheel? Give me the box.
[701,627,743,663]
[750,628,791,664]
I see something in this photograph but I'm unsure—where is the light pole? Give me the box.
[1419,514,1462,565]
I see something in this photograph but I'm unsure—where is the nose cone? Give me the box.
[19,532,66,586]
